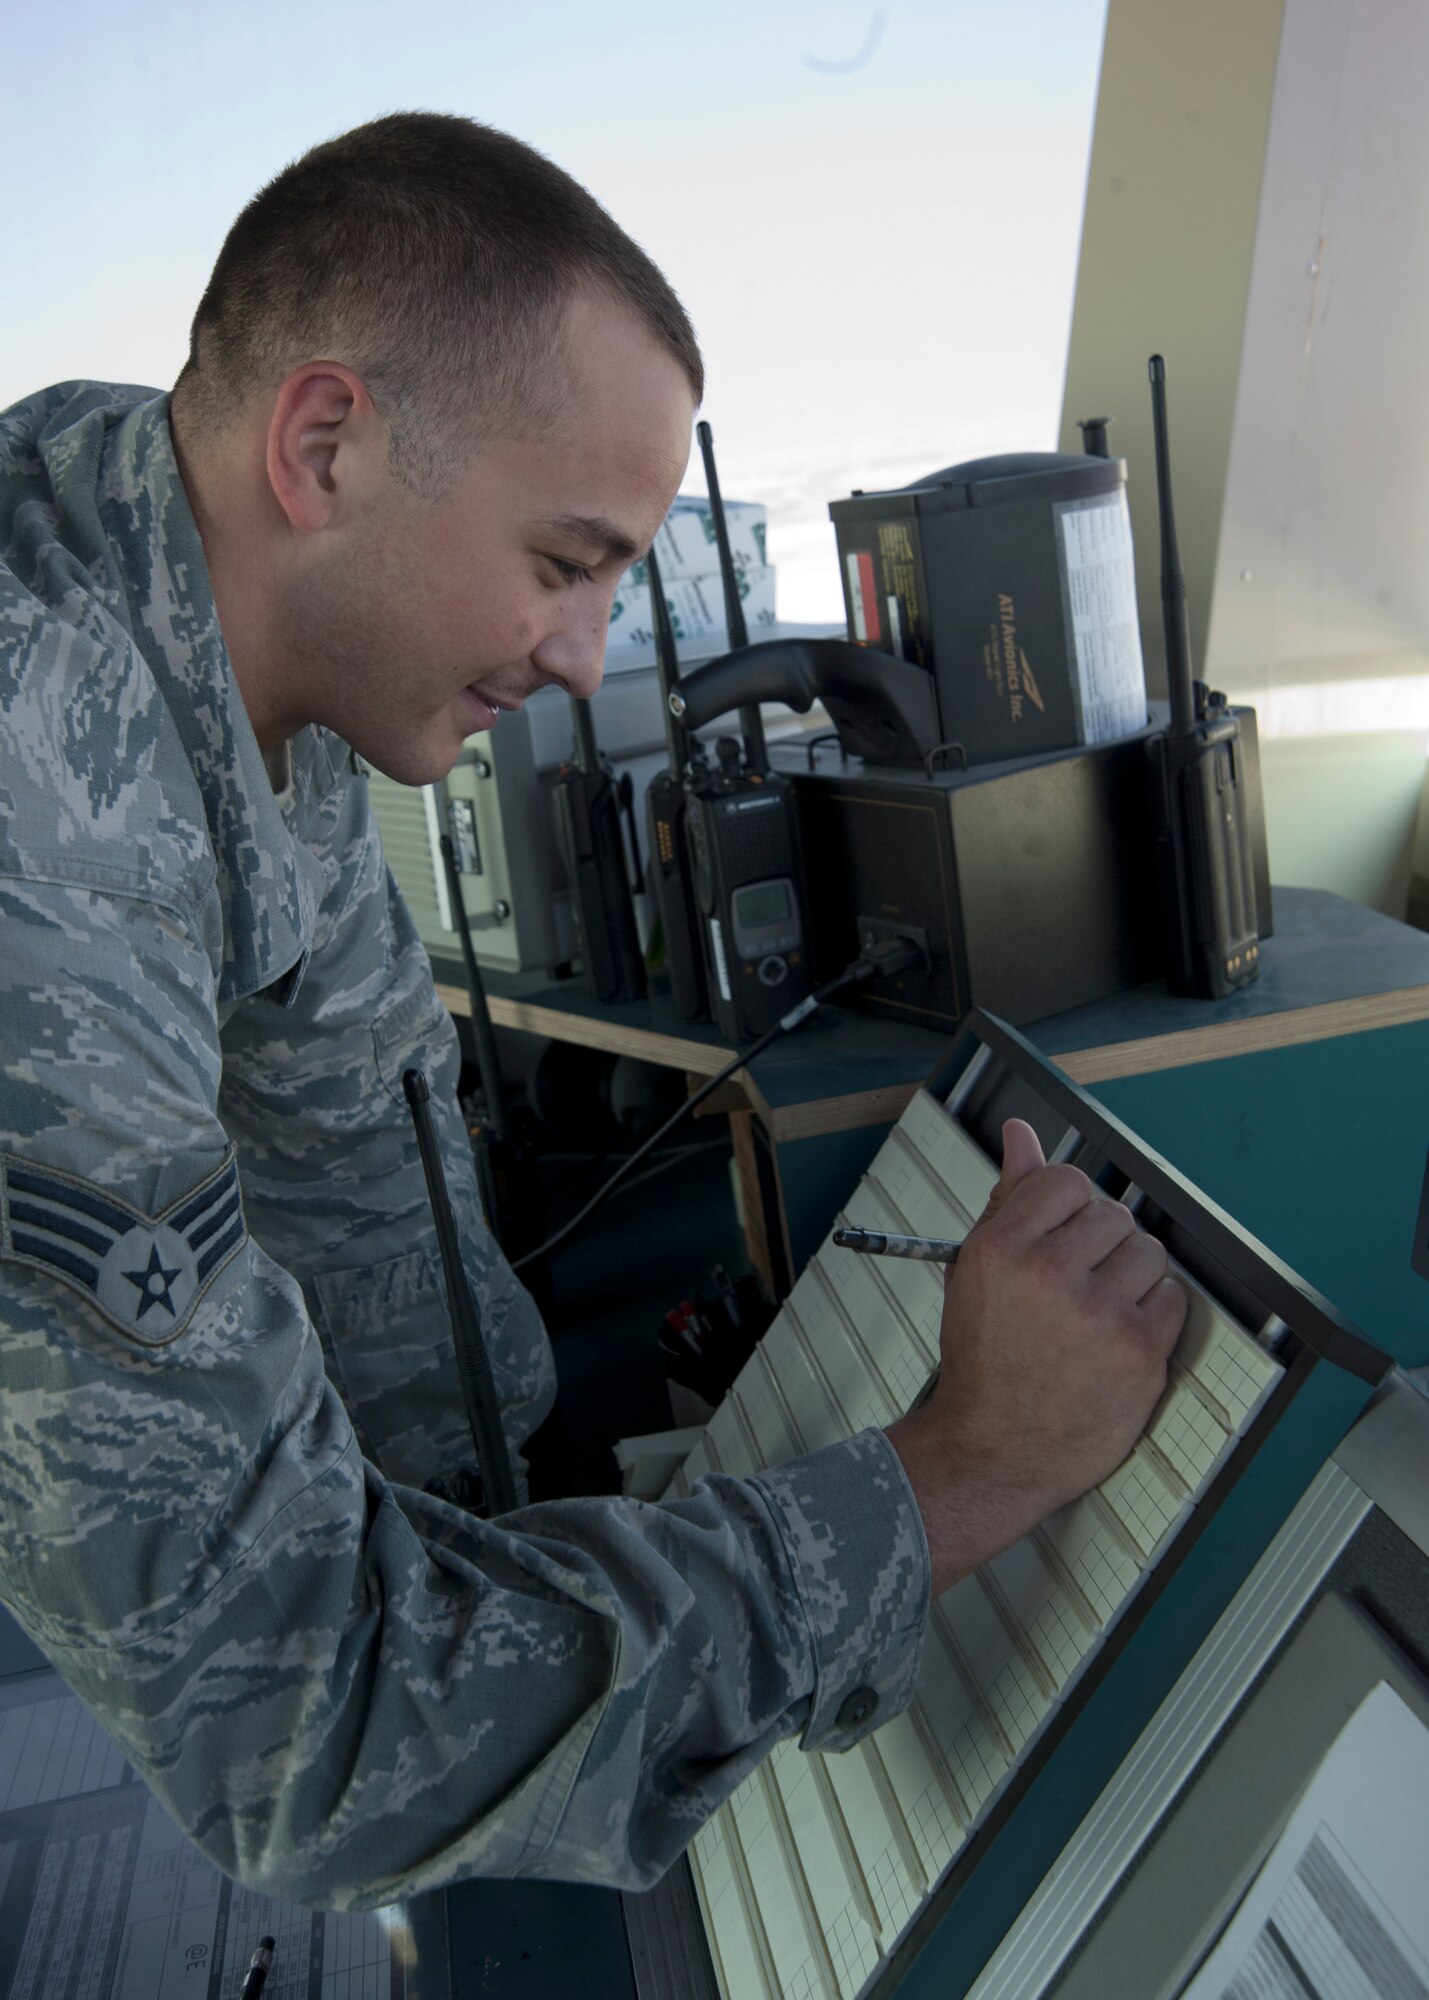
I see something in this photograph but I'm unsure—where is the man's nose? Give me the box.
[532,603,607,702]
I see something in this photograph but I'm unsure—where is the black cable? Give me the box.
[511,941,920,1275]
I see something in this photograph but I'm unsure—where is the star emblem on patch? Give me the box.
[121,1241,184,1320]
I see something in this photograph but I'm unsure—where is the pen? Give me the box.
[240,1937,276,2000]
[833,1227,964,1264]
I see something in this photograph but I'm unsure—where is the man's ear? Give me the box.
[265,364,380,531]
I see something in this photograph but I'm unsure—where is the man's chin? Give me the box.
[351,732,462,789]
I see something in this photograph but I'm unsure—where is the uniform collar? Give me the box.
[96,394,327,1007]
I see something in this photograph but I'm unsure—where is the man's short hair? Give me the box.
[172,111,704,498]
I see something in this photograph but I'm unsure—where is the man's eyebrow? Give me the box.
[534,514,641,563]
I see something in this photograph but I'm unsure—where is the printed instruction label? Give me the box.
[877,522,922,662]
[1055,491,1147,743]
[845,551,879,645]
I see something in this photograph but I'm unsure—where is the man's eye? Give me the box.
[548,556,592,586]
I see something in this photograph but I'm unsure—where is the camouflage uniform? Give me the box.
[0,383,930,1908]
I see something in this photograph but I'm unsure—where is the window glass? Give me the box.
[1,0,1108,623]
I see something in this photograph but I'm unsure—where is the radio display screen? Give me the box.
[733,881,792,931]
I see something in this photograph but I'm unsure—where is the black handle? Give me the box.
[673,638,942,767]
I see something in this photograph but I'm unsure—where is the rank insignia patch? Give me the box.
[1,1150,247,1344]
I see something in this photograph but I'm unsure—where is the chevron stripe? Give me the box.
[9,1232,100,1289]
[171,1157,240,1234]
[7,1200,114,1257]
[2,1149,248,1341]
[6,1166,133,1235]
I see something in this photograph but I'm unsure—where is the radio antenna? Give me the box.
[643,538,709,1021]
[697,419,768,772]
[1148,356,1197,738]
[646,543,689,769]
[403,1068,519,1517]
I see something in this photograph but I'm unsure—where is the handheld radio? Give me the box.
[552,697,648,1004]
[1145,355,1260,998]
[643,543,710,1020]
[681,422,812,1043]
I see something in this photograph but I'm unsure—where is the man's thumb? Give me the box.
[974,1118,1046,1227]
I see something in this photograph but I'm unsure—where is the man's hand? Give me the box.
[885,1118,1187,1598]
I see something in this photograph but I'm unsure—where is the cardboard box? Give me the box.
[606,563,777,664]
[628,494,768,585]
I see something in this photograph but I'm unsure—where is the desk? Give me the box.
[437,887,1429,1290]
[1031,884,1429,1084]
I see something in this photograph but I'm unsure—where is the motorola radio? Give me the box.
[1145,354,1260,998]
[678,422,813,1043]
[552,697,648,1004]
[684,740,808,1042]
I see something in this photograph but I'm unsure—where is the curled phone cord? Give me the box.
[511,937,921,1275]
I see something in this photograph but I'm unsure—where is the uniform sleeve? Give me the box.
[0,865,931,1909]
[215,747,554,1502]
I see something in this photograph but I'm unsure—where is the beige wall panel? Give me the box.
[1063,0,1429,915]
[1207,0,1429,918]
[1059,0,1288,691]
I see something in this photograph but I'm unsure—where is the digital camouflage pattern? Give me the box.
[0,382,930,1908]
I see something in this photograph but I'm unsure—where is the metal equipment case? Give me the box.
[776,711,1272,1033]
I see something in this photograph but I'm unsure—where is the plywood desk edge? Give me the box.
[1056,983,1429,1085]
[437,978,1429,1134]
[436,980,730,1074]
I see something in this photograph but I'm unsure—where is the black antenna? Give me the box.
[646,543,689,768]
[1148,356,1196,737]
[403,1068,519,1517]
[697,419,768,772]
[643,538,710,1022]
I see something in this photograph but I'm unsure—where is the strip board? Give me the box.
[675,1085,1284,2000]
